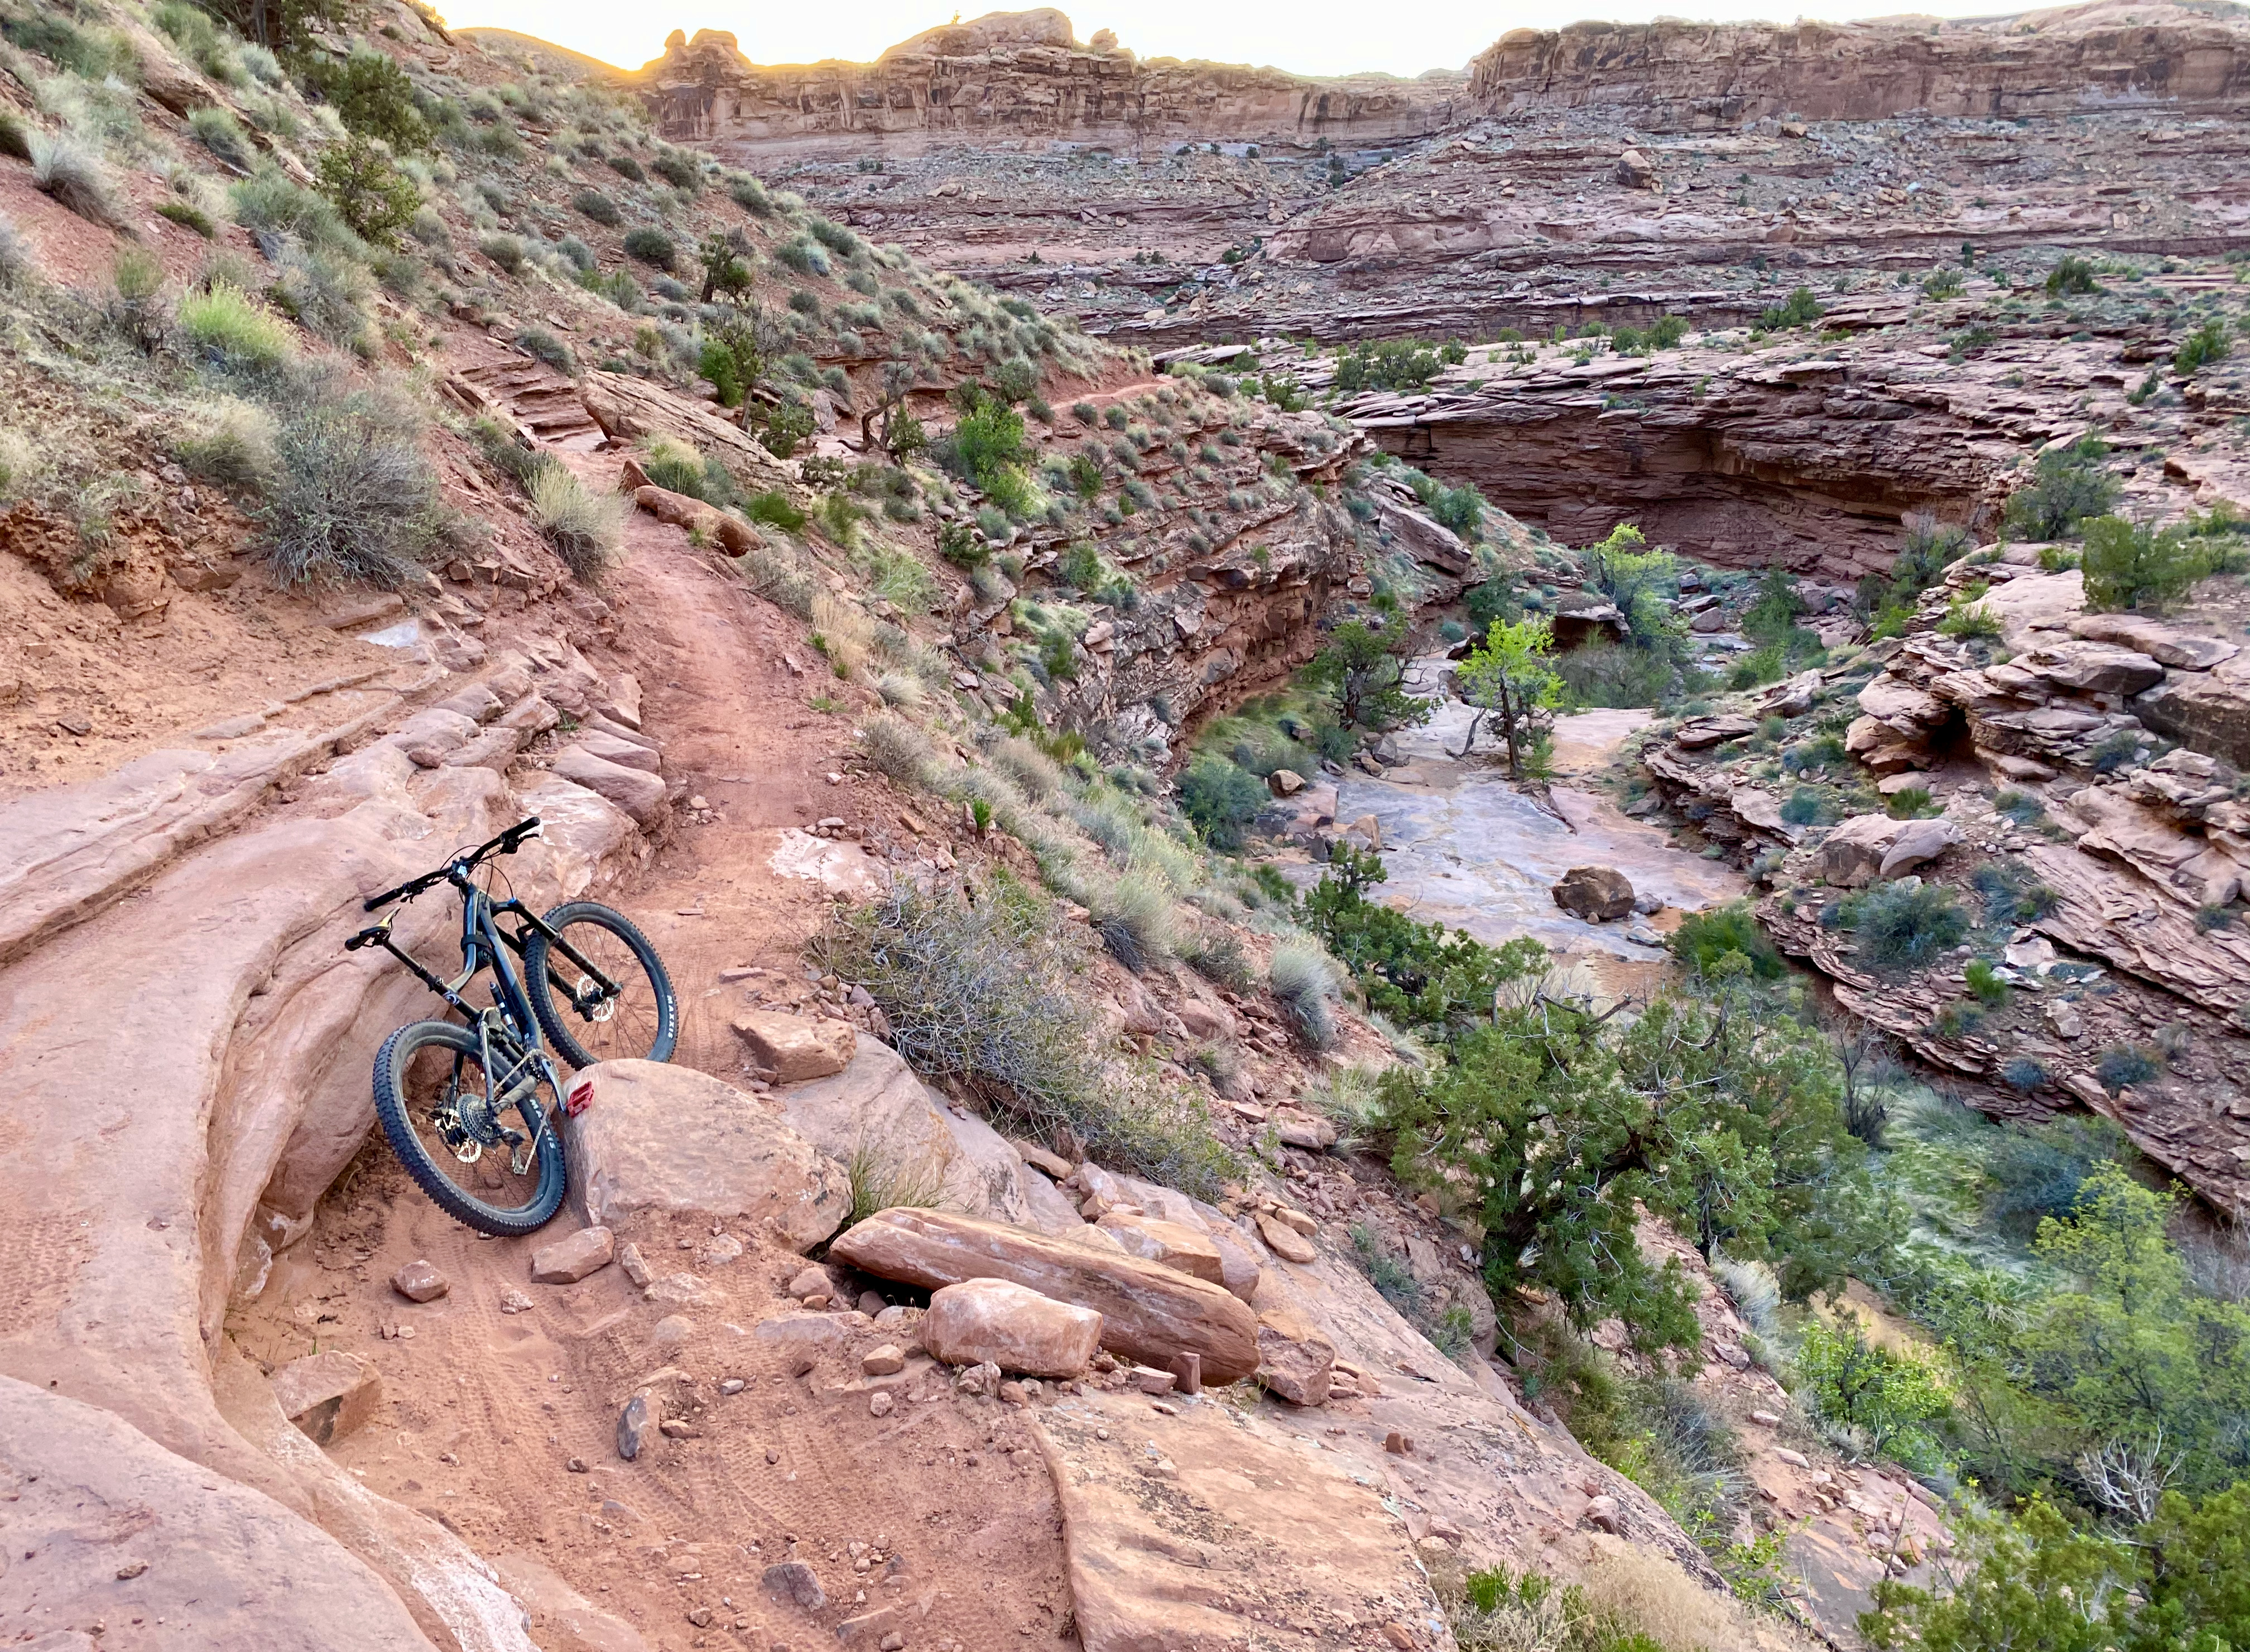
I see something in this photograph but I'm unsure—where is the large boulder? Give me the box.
[921,1278,1103,1377]
[1807,813,1960,887]
[1252,1300,1336,1406]
[2021,638,2164,698]
[0,1375,437,1650]
[1551,865,1635,921]
[563,1059,849,1251]
[830,1207,1261,1383]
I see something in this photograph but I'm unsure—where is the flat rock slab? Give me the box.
[831,1207,1260,1383]
[0,1374,435,1649]
[733,1009,856,1082]
[1032,1387,1443,1652]
[565,1059,849,1251]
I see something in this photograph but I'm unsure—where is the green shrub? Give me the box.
[157,198,218,238]
[1177,754,1267,849]
[271,244,371,344]
[1780,786,1823,827]
[1794,1313,1951,1459]
[652,148,701,191]
[2094,1043,2158,1094]
[745,489,806,532]
[566,188,621,227]
[1758,286,1823,330]
[2081,513,2240,612]
[2002,434,2119,540]
[256,394,445,589]
[1936,593,2002,638]
[526,458,622,581]
[179,282,294,371]
[1833,881,1968,971]
[2045,253,2100,296]
[1886,785,1934,819]
[308,48,428,151]
[2174,319,2230,376]
[1331,338,1441,393]
[814,881,1237,1195]
[622,228,675,269]
[1670,902,1784,979]
[761,401,814,459]
[172,397,277,491]
[1964,958,2009,1005]
[515,326,574,374]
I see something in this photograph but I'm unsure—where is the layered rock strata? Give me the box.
[622,13,1464,162]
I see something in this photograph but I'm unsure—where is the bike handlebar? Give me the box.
[360,816,541,913]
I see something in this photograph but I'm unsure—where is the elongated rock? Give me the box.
[830,1207,1259,1383]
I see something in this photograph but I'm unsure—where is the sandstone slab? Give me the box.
[732,1009,857,1082]
[1032,1387,1438,1652]
[0,1374,435,1649]
[563,1059,849,1251]
[922,1277,1103,1377]
[551,745,667,827]
[1257,1211,1319,1264]
[830,1207,1261,1382]
[271,1350,383,1446]
[1094,1212,1225,1285]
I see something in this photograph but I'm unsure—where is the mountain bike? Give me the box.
[344,815,679,1235]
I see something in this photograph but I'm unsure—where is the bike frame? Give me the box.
[354,863,609,1165]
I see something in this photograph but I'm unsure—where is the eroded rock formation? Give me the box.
[1468,4,2250,130]
[622,12,1463,161]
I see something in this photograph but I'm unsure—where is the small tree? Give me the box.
[1454,617,1558,777]
[1303,620,1430,734]
[705,300,778,432]
[313,134,419,249]
[697,230,753,304]
[1583,522,1675,641]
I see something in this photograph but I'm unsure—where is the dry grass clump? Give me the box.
[739,539,818,618]
[810,589,876,679]
[526,459,624,583]
[814,880,1237,1196]
[30,131,124,228]
[1088,866,1176,972]
[172,396,278,491]
[860,711,935,787]
[256,391,445,588]
[0,209,35,285]
[1575,1546,1771,1652]
[1270,937,1344,1049]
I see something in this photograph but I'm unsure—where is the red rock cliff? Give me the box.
[1469,2,2250,130]
[620,9,1465,160]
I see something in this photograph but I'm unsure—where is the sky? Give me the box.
[444,1,2028,81]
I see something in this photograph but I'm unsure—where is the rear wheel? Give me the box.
[372,1020,566,1235]
[524,901,677,1069]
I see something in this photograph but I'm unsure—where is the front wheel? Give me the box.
[524,901,678,1070]
[373,1021,567,1236]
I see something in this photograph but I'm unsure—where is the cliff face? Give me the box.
[624,12,1464,161]
[1468,2,2250,131]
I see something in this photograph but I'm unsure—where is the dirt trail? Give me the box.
[229,454,1081,1651]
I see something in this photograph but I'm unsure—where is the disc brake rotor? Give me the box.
[574,975,617,1022]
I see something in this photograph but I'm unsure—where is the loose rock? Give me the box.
[922,1278,1104,1378]
[530,1224,615,1284]
[391,1259,449,1302]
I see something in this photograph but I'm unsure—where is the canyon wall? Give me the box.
[1469,2,2250,131]
[622,10,1465,162]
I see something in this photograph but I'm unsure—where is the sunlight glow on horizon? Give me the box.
[439,1,2038,83]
